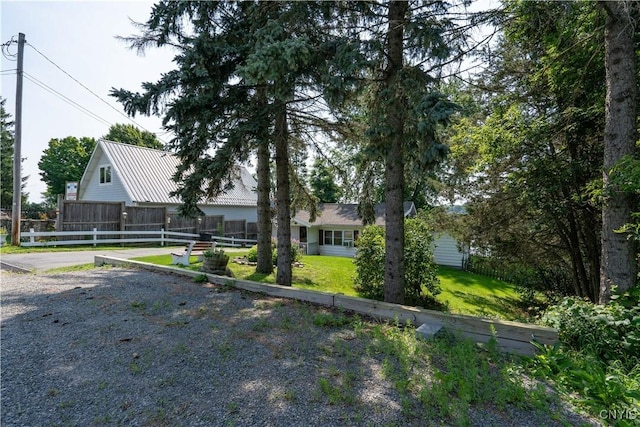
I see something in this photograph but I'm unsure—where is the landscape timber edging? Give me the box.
[94,255,558,356]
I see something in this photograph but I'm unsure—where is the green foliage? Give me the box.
[312,312,352,328]
[404,216,441,299]
[38,136,96,204]
[466,255,574,309]
[202,247,228,261]
[354,217,441,307]
[247,240,302,265]
[272,240,302,265]
[0,98,27,208]
[610,155,640,241]
[1,98,15,208]
[353,225,386,301]
[531,344,640,422]
[366,321,538,425]
[535,287,640,419]
[309,158,342,203]
[193,274,208,283]
[246,245,259,263]
[540,287,640,370]
[444,1,607,302]
[102,123,163,149]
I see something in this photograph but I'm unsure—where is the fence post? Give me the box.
[30,227,35,244]
[92,228,97,247]
[161,228,165,247]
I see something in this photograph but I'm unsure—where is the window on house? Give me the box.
[343,230,354,247]
[321,230,358,247]
[100,165,112,184]
[324,230,333,245]
[333,230,343,246]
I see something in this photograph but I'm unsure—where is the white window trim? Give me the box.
[323,229,356,247]
[99,164,112,185]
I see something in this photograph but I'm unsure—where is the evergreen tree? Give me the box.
[341,1,459,303]
[1,98,15,209]
[112,2,350,283]
[599,1,638,302]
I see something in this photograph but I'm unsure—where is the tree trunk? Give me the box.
[275,97,292,286]
[599,1,638,303]
[255,88,273,275]
[383,0,408,304]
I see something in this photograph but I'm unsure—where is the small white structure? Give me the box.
[78,139,257,220]
[432,233,468,268]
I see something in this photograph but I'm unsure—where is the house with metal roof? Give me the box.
[78,139,258,222]
[290,202,469,267]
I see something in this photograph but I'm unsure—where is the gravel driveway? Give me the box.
[1,267,599,426]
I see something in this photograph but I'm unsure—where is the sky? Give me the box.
[1,1,176,203]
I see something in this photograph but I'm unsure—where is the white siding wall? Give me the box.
[317,226,359,257]
[80,157,131,203]
[433,234,467,268]
[284,224,467,266]
[198,206,257,222]
[319,245,356,257]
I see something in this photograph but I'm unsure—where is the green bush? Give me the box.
[247,239,302,265]
[353,226,386,301]
[540,287,640,370]
[354,217,440,307]
[272,239,303,265]
[247,245,259,262]
[532,287,640,422]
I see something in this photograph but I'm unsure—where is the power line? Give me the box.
[2,36,18,61]
[23,71,113,127]
[25,41,166,142]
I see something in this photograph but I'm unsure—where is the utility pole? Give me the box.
[11,33,25,246]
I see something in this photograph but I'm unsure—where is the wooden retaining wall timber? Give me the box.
[94,255,558,356]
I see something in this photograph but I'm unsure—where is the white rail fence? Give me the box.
[21,228,257,248]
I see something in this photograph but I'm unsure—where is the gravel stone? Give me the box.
[1,267,601,426]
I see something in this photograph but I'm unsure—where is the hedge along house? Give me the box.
[77,140,258,236]
[290,202,469,268]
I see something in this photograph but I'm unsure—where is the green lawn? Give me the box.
[436,266,528,320]
[132,252,528,321]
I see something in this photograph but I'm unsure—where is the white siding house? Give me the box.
[289,202,469,267]
[78,139,257,221]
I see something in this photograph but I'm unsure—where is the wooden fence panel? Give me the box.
[201,215,224,235]
[125,207,167,230]
[246,222,258,241]
[166,213,195,233]
[60,201,122,240]
[224,220,246,239]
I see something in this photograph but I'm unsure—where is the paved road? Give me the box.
[0,247,174,273]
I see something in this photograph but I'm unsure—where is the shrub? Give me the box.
[247,245,259,262]
[531,287,640,420]
[353,226,386,301]
[272,239,302,265]
[540,286,640,370]
[247,239,302,265]
[354,217,441,307]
